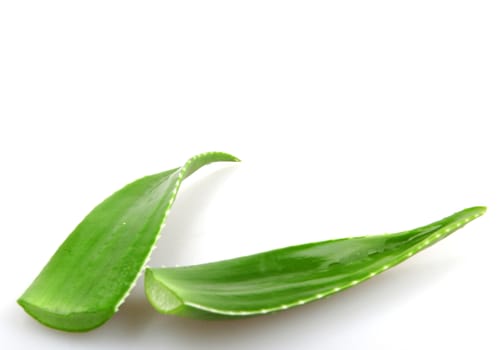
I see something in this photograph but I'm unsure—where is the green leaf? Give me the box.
[18,152,240,331]
[145,206,485,318]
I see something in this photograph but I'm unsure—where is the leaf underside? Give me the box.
[145,206,486,319]
[18,152,239,331]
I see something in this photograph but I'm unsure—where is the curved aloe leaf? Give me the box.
[18,152,239,331]
[145,206,485,318]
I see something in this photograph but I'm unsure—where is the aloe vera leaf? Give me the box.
[145,206,485,318]
[18,152,239,332]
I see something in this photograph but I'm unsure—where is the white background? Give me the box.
[1,1,497,349]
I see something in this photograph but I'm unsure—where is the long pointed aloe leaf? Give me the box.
[18,152,239,331]
[145,206,485,318]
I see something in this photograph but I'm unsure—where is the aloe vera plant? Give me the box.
[17,152,239,331]
[145,206,485,318]
[18,151,486,332]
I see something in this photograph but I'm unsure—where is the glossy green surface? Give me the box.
[146,206,485,318]
[18,152,239,331]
